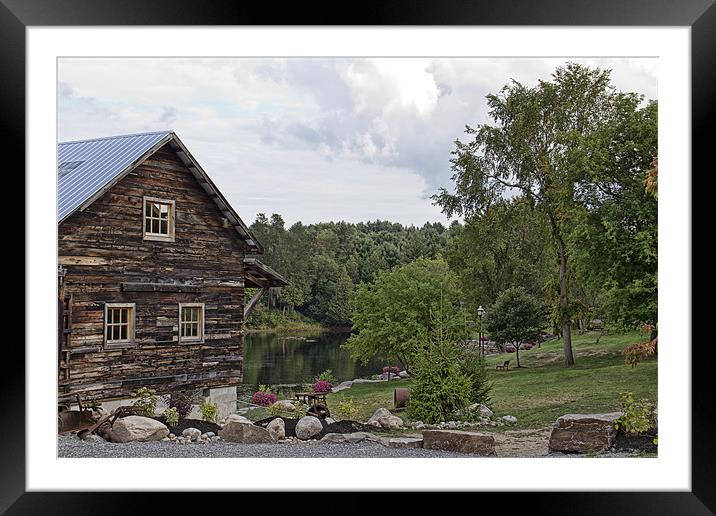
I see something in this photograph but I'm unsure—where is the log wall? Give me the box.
[58,144,248,402]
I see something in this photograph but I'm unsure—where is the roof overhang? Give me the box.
[243,258,289,288]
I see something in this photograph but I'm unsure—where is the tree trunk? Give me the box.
[557,238,575,367]
[515,341,521,368]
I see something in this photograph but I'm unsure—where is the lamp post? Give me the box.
[477,305,485,356]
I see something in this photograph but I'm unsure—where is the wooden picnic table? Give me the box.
[294,392,327,406]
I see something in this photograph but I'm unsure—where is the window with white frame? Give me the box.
[104,303,136,346]
[179,303,204,343]
[143,196,175,241]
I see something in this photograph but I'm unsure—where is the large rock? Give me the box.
[222,414,253,426]
[295,416,323,440]
[469,403,493,418]
[422,430,496,456]
[378,414,404,429]
[367,408,392,425]
[111,416,170,443]
[388,437,423,449]
[182,427,201,441]
[218,421,275,444]
[332,381,354,393]
[548,412,622,453]
[275,400,296,412]
[266,418,286,441]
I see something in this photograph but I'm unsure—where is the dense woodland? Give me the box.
[246,64,658,356]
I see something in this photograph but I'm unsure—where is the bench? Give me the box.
[496,360,510,371]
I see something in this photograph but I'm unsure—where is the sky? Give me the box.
[58,58,657,227]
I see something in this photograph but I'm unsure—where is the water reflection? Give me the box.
[242,332,384,388]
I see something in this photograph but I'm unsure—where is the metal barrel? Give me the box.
[394,388,410,409]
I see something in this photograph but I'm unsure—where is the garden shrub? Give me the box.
[614,392,656,436]
[163,407,179,428]
[252,391,277,406]
[312,380,333,393]
[406,310,473,424]
[292,401,307,419]
[132,387,158,417]
[623,339,657,367]
[458,351,492,407]
[266,402,285,418]
[200,400,219,423]
[337,398,358,420]
[161,392,193,421]
[317,369,337,384]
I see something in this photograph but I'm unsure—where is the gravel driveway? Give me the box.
[57,435,483,458]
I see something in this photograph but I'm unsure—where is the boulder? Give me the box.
[502,415,517,424]
[320,433,347,443]
[367,408,392,426]
[344,432,382,444]
[275,400,296,412]
[295,416,323,440]
[378,414,404,429]
[182,427,202,441]
[266,418,286,441]
[398,370,410,378]
[388,437,423,449]
[422,430,496,456]
[468,403,493,418]
[548,412,622,453]
[218,421,275,444]
[222,414,253,426]
[111,416,170,443]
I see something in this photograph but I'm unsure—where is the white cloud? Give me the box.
[58,57,657,226]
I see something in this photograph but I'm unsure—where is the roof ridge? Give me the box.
[59,130,174,146]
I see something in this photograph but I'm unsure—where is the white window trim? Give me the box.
[104,302,136,348]
[142,196,176,242]
[178,303,205,344]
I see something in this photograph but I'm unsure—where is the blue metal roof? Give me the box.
[57,130,263,253]
[57,131,172,222]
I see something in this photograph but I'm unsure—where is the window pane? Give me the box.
[151,203,160,218]
[106,325,112,340]
[120,309,127,323]
[160,204,168,215]
[120,324,127,340]
[145,203,151,217]
[160,220,168,234]
[152,219,159,233]
[145,218,152,232]
[113,325,119,341]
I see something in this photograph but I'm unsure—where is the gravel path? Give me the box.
[58,436,482,458]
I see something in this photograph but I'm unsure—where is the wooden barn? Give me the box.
[57,131,287,414]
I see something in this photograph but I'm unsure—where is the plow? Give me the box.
[58,394,133,441]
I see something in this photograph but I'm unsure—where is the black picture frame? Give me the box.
[4,0,709,511]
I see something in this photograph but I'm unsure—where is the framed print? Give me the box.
[4,0,711,511]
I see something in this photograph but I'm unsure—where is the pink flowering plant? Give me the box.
[312,380,333,393]
[251,391,277,406]
[382,366,401,375]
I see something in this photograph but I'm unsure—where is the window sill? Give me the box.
[104,342,137,350]
[143,234,175,243]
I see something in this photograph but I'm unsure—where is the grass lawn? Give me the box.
[326,330,657,431]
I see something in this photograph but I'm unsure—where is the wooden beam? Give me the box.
[243,286,267,320]
[121,282,201,293]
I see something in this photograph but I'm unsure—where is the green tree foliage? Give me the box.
[433,63,651,367]
[246,216,457,328]
[458,350,492,406]
[406,309,473,424]
[484,287,544,368]
[445,197,553,308]
[568,100,658,329]
[344,258,467,372]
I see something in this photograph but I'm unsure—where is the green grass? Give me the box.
[326,330,657,431]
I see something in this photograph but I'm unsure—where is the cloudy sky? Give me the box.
[58,58,657,227]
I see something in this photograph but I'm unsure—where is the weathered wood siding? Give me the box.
[58,144,247,402]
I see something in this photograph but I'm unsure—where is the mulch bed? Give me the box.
[612,430,658,453]
[152,416,221,436]
[254,417,384,439]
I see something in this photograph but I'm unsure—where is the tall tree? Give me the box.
[433,63,634,367]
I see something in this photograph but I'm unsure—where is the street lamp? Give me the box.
[477,306,485,356]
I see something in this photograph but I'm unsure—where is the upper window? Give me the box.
[104,303,136,347]
[143,196,175,242]
[179,303,204,343]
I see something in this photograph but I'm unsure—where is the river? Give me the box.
[241,332,385,389]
